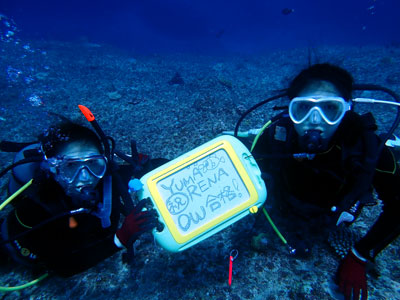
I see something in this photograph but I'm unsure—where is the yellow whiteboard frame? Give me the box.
[140,135,267,252]
[146,139,258,244]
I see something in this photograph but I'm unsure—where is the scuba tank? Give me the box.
[7,143,42,196]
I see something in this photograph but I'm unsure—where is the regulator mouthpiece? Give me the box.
[301,130,324,153]
[71,186,99,208]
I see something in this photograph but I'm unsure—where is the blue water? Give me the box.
[1,1,400,299]
[2,0,400,54]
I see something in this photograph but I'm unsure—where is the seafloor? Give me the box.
[0,40,399,299]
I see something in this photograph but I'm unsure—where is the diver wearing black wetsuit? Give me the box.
[254,112,400,259]
[251,64,400,300]
[0,122,166,277]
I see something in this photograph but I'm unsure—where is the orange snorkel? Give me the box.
[78,105,111,160]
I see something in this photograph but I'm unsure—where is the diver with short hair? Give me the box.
[0,120,167,279]
[244,63,400,300]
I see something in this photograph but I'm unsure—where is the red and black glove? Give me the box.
[337,248,368,300]
[115,199,158,248]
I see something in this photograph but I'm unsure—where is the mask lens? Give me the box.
[319,101,343,123]
[62,160,82,180]
[57,156,107,182]
[85,157,107,176]
[290,101,314,121]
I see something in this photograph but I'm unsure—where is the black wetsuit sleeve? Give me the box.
[355,146,400,260]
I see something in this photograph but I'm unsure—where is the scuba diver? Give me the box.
[0,106,167,283]
[234,64,400,300]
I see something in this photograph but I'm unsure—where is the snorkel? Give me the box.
[78,105,113,228]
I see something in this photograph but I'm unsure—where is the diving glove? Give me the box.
[115,199,159,248]
[337,248,368,300]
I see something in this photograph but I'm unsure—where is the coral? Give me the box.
[327,226,361,259]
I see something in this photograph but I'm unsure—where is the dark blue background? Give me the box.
[1,0,399,54]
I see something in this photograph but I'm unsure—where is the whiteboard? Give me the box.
[156,149,250,235]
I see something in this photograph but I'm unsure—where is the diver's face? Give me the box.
[292,82,343,142]
[52,141,103,199]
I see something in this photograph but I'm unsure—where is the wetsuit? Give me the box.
[253,112,400,260]
[0,159,167,277]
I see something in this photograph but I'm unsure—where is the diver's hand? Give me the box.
[337,248,368,300]
[115,199,158,248]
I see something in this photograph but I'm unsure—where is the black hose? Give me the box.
[0,208,91,245]
[0,156,43,179]
[234,92,287,137]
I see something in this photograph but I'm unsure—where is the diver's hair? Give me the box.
[39,122,103,157]
[287,63,354,101]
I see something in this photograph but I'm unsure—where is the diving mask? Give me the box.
[289,96,351,125]
[46,154,107,184]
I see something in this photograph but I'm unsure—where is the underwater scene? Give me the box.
[0,0,400,299]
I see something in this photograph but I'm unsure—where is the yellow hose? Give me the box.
[0,179,33,211]
[0,273,49,292]
[262,207,288,245]
[250,120,272,152]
